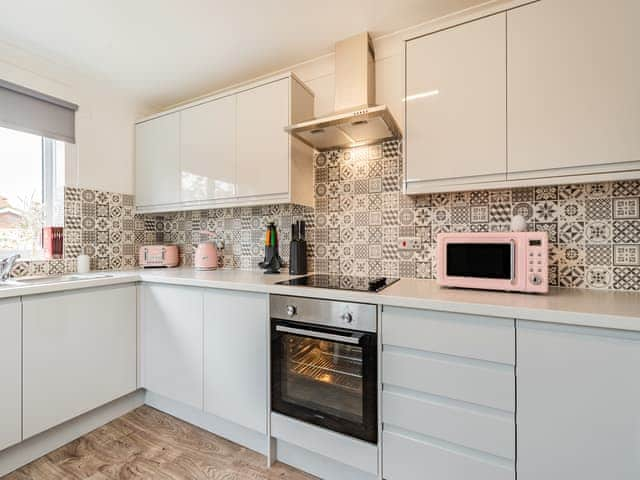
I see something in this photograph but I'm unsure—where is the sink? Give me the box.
[4,273,115,286]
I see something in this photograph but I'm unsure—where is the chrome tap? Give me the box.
[0,254,20,281]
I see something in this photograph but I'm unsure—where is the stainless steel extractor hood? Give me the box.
[286,32,401,151]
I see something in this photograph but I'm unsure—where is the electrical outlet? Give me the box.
[398,237,422,251]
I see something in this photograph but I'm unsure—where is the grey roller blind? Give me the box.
[0,78,78,143]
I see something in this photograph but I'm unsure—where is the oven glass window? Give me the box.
[281,333,364,423]
[447,243,512,279]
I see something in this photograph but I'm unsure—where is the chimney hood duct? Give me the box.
[286,32,401,151]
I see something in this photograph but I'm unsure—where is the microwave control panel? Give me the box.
[526,238,548,290]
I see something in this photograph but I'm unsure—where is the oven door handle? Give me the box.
[276,325,363,345]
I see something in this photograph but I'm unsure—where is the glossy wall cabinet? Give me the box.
[236,79,290,199]
[404,0,640,194]
[135,73,314,213]
[180,94,237,201]
[135,112,180,207]
[22,285,137,439]
[507,0,640,180]
[0,298,21,451]
[517,321,640,480]
[405,13,506,193]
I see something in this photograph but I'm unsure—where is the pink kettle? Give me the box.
[195,231,219,270]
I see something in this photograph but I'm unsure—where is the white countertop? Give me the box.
[1,267,639,332]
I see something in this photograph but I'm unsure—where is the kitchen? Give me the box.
[0,0,639,479]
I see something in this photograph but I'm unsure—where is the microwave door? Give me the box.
[446,242,515,280]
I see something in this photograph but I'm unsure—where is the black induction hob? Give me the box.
[276,274,400,292]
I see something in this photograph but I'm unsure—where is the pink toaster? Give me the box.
[139,245,179,268]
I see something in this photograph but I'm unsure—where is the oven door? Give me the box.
[271,319,377,443]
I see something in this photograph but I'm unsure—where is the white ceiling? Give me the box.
[0,0,484,109]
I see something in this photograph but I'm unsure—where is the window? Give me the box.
[0,126,65,258]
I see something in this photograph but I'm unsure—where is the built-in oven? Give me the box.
[270,295,377,443]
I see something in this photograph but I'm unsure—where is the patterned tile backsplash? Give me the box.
[309,140,639,291]
[146,204,315,270]
[11,187,139,277]
[10,139,640,291]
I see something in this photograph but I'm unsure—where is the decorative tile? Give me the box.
[586,199,612,220]
[613,220,640,243]
[613,267,640,291]
[585,182,611,198]
[614,245,640,266]
[489,204,510,223]
[535,186,558,201]
[585,221,612,244]
[613,198,639,219]
[585,266,612,289]
[558,183,585,200]
[470,206,489,223]
[586,245,612,266]
[612,180,640,197]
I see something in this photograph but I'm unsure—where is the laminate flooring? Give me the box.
[3,406,317,480]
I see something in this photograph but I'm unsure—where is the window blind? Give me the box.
[0,78,78,144]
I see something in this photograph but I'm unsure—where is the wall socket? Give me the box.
[398,237,423,251]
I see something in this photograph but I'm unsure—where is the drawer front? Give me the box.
[383,349,514,412]
[383,430,514,480]
[383,389,514,459]
[382,306,515,365]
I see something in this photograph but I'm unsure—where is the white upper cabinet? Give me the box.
[135,73,314,213]
[405,13,507,193]
[404,0,640,194]
[236,78,290,199]
[507,0,640,178]
[180,95,236,202]
[507,0,640,179]
[135,112,180,207]
[0,299,21,451]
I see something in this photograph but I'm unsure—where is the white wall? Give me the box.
[0,39,148,195]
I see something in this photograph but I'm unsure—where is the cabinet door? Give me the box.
[135,112,180,207]
[0,298,21,450]
[203,290,267,433]
[517,321,640,480]
[22,286,137,439]
[236,78,289,198]
[141,284,203,409]
[180,96,236,202]
[507,0,640,177]
[405,13,506,190]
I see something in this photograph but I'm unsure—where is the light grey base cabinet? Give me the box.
[140,284,268,437]
[381,306,516,480]
[203,289,267,434]
[22,285,137,439]
[140,284,204,409]
[517,321,640,480]
[0,298,21,451]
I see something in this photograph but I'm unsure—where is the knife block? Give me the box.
[289,239,307,275]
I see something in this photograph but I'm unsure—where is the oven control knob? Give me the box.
[286,305,296,317]
[341,312,353,324]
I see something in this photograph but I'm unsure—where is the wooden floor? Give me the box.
[3,406,316,480]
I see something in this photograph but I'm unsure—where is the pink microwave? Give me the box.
[436,232,549,293]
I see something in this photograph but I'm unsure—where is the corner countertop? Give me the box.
[1,267,639,332]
